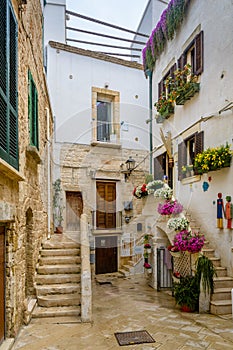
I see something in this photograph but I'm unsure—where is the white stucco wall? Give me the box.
[151,0,233,273]
[43,0,66,46]
[47,45,149,150]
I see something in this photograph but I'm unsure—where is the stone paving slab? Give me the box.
[10,275,233,350]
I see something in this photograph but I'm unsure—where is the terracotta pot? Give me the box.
[55,226,63,233]
[181,305,193,312]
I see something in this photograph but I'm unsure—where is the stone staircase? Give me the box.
[33,234,81,320]
[202,242,233,315]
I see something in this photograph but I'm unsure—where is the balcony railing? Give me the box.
[91,211,122,230]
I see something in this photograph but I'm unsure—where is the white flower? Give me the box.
[146,180,164,194]
[154,184,173,199]
[167,217,190,231]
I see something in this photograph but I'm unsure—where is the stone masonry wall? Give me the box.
[0,0,53,338]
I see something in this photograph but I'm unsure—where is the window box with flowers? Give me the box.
[172,64,200,105]
[194,143,232,174]
[154,92,175,123]
[181,164,194,177]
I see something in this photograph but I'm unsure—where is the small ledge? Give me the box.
[26,145,41,164]
[92,229,123,235]
[91,141,121,149]
[181,175,201,185]
[0,158,24,182]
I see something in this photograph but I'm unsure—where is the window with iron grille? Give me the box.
[0,0,18,169]
[28,71,39,149]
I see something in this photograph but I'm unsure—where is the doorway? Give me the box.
[96,182,116,229]
[95,236,118,274]
[0,226,5,343]
[66,192,83,231]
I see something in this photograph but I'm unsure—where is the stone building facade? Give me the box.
[0,0,53,341]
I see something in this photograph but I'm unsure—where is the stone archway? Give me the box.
[25,208,34,298]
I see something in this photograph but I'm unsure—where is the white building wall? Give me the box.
[151,0,233,273]
[47,45,149,150]
[43,0,66,46]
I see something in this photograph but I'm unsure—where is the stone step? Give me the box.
[40,248,80,257]
[211,288,232,301]
[33,305,81,318]
[209,257,221,267]
[36,273,81,285]
[37,264,81,275]
[213,276,233,289]
[202,248,215,258]
[210,299,232,315]
[39,256,81,265]
[42,241,80,250]
[37,293,81,307]
[122,264,133,273]
[215,266,227,277]
[35,283,80,296]
[118,268,129,277]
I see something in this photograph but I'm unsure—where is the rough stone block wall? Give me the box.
[0,0,53,338]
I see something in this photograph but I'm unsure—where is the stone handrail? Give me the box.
[80,214,92,322]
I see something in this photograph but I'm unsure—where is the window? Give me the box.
[0,0,18,169]
[178,31,204,75]
[28,71,39,149]
[158,63,177,98]
[178,131,204,180]
[97,99,112,142]
[92,87,120,144]
[154,152,173,188]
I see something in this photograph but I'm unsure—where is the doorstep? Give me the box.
[0,338,14,350]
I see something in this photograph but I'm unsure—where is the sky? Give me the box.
[65,0,149,59]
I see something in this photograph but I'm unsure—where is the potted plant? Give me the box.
[167,245,181,258]
[143,262,152,274]
[53,179,64,233]
[173,275,199,312]
[144,243,152,254]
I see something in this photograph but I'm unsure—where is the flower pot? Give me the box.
[146,268,152,274]
[146,248,152,254]
[170,251,181,258]
[55,226,63,233]
[181,305,194,312]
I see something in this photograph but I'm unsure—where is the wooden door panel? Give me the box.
[0,227,5,343]
[96,182,116,229]
[66,192,83,231]
[95,236,117,274]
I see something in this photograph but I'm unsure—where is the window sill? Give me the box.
[26,145,41,164]
[91,141,121,149]
[92,229,123,235]
[181,175,201,185]
[0,158,25,181]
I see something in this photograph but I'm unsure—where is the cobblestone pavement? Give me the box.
[12,274,233,350]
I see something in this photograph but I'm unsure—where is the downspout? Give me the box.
[145,69,153,174]
[46,107,51,239]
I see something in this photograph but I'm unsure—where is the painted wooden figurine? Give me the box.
[217,193,224,229]
[225,196,233,229]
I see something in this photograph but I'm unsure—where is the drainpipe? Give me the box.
[145,69,153,174]
[46,107,51,239]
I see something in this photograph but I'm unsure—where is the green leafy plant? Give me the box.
[173,275,199,311]
[195,255,216,296]
[53,179,64,229]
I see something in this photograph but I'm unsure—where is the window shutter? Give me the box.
[0,1,18,169]
[28,71,39,149]
[170,63,177,78]
[177,53,186,70]
[194,131,204,157]
[154,154,165,181]
[158,80,163,98]
[194,31,203,75]
[178,141,187,181]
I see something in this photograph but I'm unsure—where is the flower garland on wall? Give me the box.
[142,0,190,71]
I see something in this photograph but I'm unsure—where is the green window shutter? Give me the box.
[28,71,39,149]
[0,0,18,170]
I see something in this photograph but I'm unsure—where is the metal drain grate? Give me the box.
[114,330,155,346]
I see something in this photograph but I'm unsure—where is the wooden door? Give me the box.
[0,227,5,343]
[95,236,117,274]
[96,182,116,229]
[66,192,83,231]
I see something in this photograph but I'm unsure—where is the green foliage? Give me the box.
[173,275,199,311]
[195,255,216,296]
[53,179,64,226]
[145,174,153,184]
